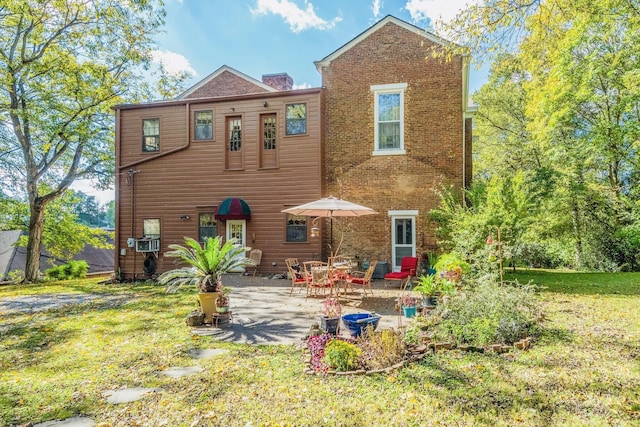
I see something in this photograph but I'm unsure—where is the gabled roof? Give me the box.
[314,15,460,71]
[176,65,278,100]
[0,230,21,278]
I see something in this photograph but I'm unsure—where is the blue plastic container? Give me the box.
[341,313,381,337]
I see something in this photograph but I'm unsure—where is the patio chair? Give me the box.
[345,260,377,297]
[303,261,332,298]
[285,258,310,296]
[384,256,419,291]
[328,255,353,294]
[248,249,262,276]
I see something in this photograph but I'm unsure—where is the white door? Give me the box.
[226,220,246,273]
[390,212,416,271]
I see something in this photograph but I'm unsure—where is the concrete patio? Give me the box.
[192,274,413,345]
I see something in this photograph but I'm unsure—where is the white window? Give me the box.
[142,119,160,152]
[371,83,407,155]
[194,110,213,140]
[285,103,306,135]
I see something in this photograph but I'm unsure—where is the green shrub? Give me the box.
[45,260,88,280]
[429,280,542,345]
[323,339,362,371]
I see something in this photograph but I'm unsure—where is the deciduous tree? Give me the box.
[0,0,165,281]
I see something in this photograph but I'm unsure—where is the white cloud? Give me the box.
[292,82,312,89]
[150,50,197,76]
[251,0,342,33]
[372,0,382,18]
[404,0,479,24]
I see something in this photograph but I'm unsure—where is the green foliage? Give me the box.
[0,0,164,281]
[430,280,542,346]
[322,339,362,371]
[413,274,438,296]
[1,274,639,425]
[45,260,88,280]
[69,190,113,228]
[14,191,113,261]
[158,236,254,293]
[434,253,470,276]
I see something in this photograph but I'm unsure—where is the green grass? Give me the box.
[505,269,640,295]
[1,273,639,426]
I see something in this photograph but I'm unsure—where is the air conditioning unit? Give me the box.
[135,238,160,253]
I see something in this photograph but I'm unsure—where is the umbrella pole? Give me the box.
[330,217,333,248]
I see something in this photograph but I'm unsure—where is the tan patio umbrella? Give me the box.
[281,195,377,253]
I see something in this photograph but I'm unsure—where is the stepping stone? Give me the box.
[189,348,229,359]
[159,366,203,378]
[102,387,162,404]
[34,417,95,427]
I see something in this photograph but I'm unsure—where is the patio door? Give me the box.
[389,211,417,271]
[226,220,246,273]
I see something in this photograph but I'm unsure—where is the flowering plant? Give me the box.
[399,294,417,308]
[321,297,342,318]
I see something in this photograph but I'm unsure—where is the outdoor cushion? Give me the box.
[384,271,410,280]
[349,277,366,284]
[291,264,304,279]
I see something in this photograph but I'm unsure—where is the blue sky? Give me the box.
[152,0,487,93]
[76,0,487,203]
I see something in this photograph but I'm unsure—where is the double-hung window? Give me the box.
[142,119,160,152]
[194,110,213,140]
[198,213,217,242]
[286,214,307,242]
[285,103,306,135]
[371,83,407,155]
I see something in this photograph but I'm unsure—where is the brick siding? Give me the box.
[319,21,465,264]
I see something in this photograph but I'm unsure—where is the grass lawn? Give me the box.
[1,272,639,426]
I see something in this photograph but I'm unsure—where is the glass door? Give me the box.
[226,220,246,273]
[391,217,415,271]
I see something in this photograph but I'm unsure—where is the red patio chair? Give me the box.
[345,260,377,297]
[384,256,418,290]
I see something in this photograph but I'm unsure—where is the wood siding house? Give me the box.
[113,15,474,279]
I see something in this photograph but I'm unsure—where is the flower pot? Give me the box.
[421,295,438,307]
[198,292,220,324]
[216,306,229,313]
[320,316,340,335]
[402,306,417,318]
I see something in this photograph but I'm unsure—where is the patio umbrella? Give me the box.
[281,195,377,250]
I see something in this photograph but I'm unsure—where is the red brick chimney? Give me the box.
[262,73,293,90]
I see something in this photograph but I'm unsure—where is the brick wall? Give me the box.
[185,70,270,98]
[319,21,465,265]
[262,73,293,90]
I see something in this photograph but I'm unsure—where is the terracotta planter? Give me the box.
[198,292,220,324]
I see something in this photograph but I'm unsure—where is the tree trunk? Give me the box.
[571,198,583,270]
[24,198,47,282]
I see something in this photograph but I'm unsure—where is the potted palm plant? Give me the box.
[413,274,439,308]
[158,236,254,324]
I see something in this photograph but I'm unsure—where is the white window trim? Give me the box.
[388,210,418,272]
[371,83,407,156]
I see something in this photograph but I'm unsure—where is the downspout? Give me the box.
[117,103,192,279]
[118,102,192,170]
[462,56,469,193]
[114,108,121,278]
